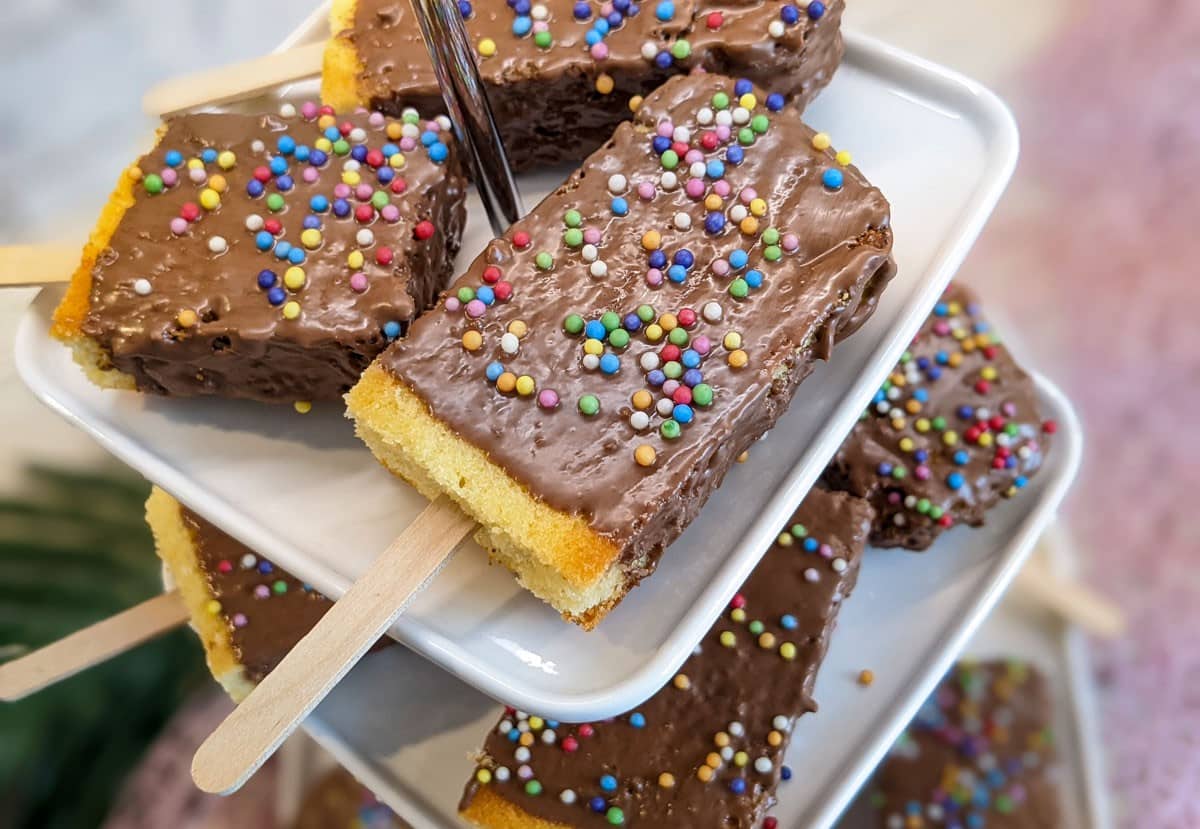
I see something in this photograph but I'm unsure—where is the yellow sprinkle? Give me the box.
[858,669,875,686]
[634,444,657,467]
[738,93,757,110]
[714,732,730,748]
[476,768,492,784]
[975,333,992,347]
[730,608,746,623]
[779,642,797,661]
[739,216,759,235]
[317,114,337,130]
[284,267,307,290]
[812,132,832,151]
[673,673,691,690]
[386,122,404,140]
[315,137,333,153]
[943,432,959,446]
[529,716,544,730]
[723,331,742,350]
[696,766,714,783]
[898,437,915,452]
[199,188,220,210]
[891,417,907,431]
[758,632,776,649]
[508,320,528,338]
[300,228,323,250]
[981,366,997,381]
[208,174,228,193]
[915,419,931,433]
[777,532,793,546]
[478,37,497,57]
[347,250,365,270]
[704,193,724,211]
[629,95,644,113]
[705,753,723,769]
[658,773,675,788]
[186,158,204,170]
[836,149,852,166]
[632,390,653,410]
[645,323,664,342]
[462,330,484,351]
[978,432,994,447]
[767,730,783,747]
[342,170,362,186]
[294,401,312,414]
[496,372,517,392]
[205,599,221,615]
[948,301,962,315]
[961,337,975,351]
[733,751,748,767]
[737,450,750,463]
[515,375,536,396]
[719,631,736,648]
[128,166,143,180]
[728,349,748,368]
[217,151,236,170]
[282,301,301,320]
[176,309,197,328]
[641,230,662,250]
[890,371,905,386]
[595,73,614,95]
[390,153,406,169]
[749,198,767,217]
[658,312,678,331]
[584,338,605,356]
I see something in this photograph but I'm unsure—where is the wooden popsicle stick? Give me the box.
[1014,555,1126,639]
[142,42,326,118]
[0,590,189,702]
[191,496,474,795]
[0,245,76,287]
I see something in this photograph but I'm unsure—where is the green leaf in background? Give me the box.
[0,464,208,829]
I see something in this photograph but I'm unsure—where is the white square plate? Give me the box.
[300,374,1083,829]
[15,23,1019,720]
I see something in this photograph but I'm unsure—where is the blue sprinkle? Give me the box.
[585,321,607,340]
[351,145,368,163]
[705,159,725,179]
[957,405,974,419]
[652,135,672,155]
[667,264,688,283]
[382,143,399,158]
[914,388,929,402]
[309,149,328,166]
[302,215,321,230]
[934,302,949,316]
[269,156,288,175]
[277,135,296,155]
[164,150,183,167]
[745,269,763,289]
[546,720,559,728]
[654,51,673,70]
[681,349,701,369]
[936,350,950,365]
[275,174,294,192]
[766,93,786,111]
[611,197,629,216]
[906,801,923,816]
[473,286,495,306]
[486,361,504,382]
[954,450,969,465]
[1006,456,1018,469]
[246,180,265,198]
[734,78,753,96]
[807,0,825,19]
[729,778,746,795]
[674,404,694,424]
[926,366,942,381]
[947,472,965,489]
[257,270,277,289]
[288,248,306,265]
[914,449,929,463]
[430,143,449,163]
[324,126,342,142]
[383,321,402,339]
[310,195,329,213]
[590,796,607,813]
[648,250,667,269]
[512,15,532,35]
[599,774,618,792]
[255,231,274,251]
[726,145,745,165]
[781,766,792,781]
[673,249,694,268]
[458,0,473,17]
[607,11,623,26]
[201,148,218,164]
[574,0,591,18]
[600,353,621,375]
[780,4,799,24]
[822,168,844,189]
[655,0,674,20]
[629,712,645,728]
[623,313,642,331]
[378,167,395,183]
[593,17,610,34]
[1014,475,1028,488]
[267,286,286,306]
[729,249,749,269]
[647,369,666,387]
[257,561,274,574]
[514,0,530,11]
[704,213,726,234]
[682,368,703,387]
[628,2,639,15]
[274,241,292,260]
[803,537,818,552]
[780,614,797,630]
[507,729,519,742]
[585,29,603,46]
[420,130,439,147]
[877,462,893,476]
[613,0,630,10]
[333,198,351,217]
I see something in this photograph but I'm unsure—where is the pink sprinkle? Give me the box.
[381,204,401,222]
[302,167,320,183]
[662,379,680,396]
[915,465,931,480]
[637,181,656,200]
[400,137,417,152]
[740,187,757,204]
[1002,402,1017,416]
[713,180,732,197]
[355,184,374,201]
[301,101,319,119]
[600,1,614,13]
[334,183,352,199]
[684,149,704,164]
[538,389,560,410]
[232,613,248,628]
[715,124,731,142]
[466,299,486,318]
[368,111,385,127]
[350,273,369,293]
[590,42,608,60]
[533,20,549,32]
[583,228,602,245]
[254,585,270,599]
[189,167,207,184]
[887,492,902,505]
[445,297,462,312]
[657,121,674,138]
[685,179,706,198]
[693,336,711,355]
[646,268,664,287]
[161,168,178,187]
[711,259,731,277]
[169,217,188,235]
[932,321,951,336]
[819,543,833,558]
[782,233,800,252]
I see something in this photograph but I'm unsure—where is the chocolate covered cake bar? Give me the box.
[824,284,1055,550]
[53,104,467,404]
[146,487,336,701]
[322,0,845,169]
[347,73,895,626]
[866,660,1060,829]
[459,487,873,828]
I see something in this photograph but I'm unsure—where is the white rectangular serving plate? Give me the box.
[14,21,1019,720]
[300,374,1083,829]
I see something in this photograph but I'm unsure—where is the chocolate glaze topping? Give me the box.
[338,0,845,169]
[824,284,1054,550]
[868,660,1060,829]
[81,108,466,403]
[181,507,331,683]
[381,74,893,564]
[459,488,873,827]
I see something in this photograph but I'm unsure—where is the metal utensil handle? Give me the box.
[409,0,524,234]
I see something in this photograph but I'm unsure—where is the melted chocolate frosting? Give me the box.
[459,487,873,827]
[338,0,845,169]
[380,73,893,566]
[824,284,1055,550]
[867,660,1060,829]
[81,108,466,403]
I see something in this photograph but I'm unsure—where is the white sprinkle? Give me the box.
[133,278,152,296]
[349,127,367,144]
[494,766,511,782]
[672,126,690,143]
[697,107,714,125]
[904,495,918,508]
[590,261,608,278]
[279,102,297,118]
[501,332,520,354]
[531,3,549,19]
[250,139,265,153]
[886,386,903,400]
[245,214,264,232]
[641,41,658,60]
[583,353,601,370]
[832,557,847,572]
[772,715,789,731]
[582,244,599,262]
[673,212,691,230]
[498,720,513,734]
[927,804,945,821]
[887,816,905,829]
[514,747,531,763]
[768,19,786,38]
[356,228,375,246]
[660,171,679,190]
[688,161,707,179]
[436,115,453,131]
[702,301,723,322]
[755,757,773,773]
[732,106,751,125]
[804,567,820,583]
[1018,445,1033,459]
[640,352,660,371]
[240,554,257,569]
[656,398,675,417]
[630,411,650,430]
[720,746,734,761]
[208,236,228,254]
[608,173,627,193]
[343,161,362,176]
[728,721,745,736]
[893,514,907,527]
[401,123,420,139]
[730,205,748,222]
[715,109,733,127]
[976,407,991,420]
[542,729,557,744]
[560,789,577,805]
[875,401,890,414]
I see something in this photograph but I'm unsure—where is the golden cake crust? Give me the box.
[461,787,574,829]
[321,0,366,112]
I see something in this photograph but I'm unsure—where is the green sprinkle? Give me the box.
[535,251,554,270]
[636,304,656,323]
[563,228,583,247]
[371,190,389,209]
[1005,423,1020,436]
[333,138,350,156]
[402,110,421,125]
[661,150,679,170]
[525,780,543,796]
[748,620,764,635]
[738,127,756,146]
[931,416,947,431]
[764,246,782,262]
[272,580,288,594]
[995,795,1013,814]
[143,174,164,194]
[668,328,689,347]
[663,361,682,380]
[660,419,681,439]
[534,30,552,48]
[564,209,582,227]
[608,329,630,349]
[791,523,807,537]
[916,498,931,514]
[711,91,730,110]
[606,807,625,826]
[729,278,749,298]
[892,466,907,480]
[751,114,770,134]
[899,350,913,363]
[928,506,944,520]
[692,383,713,407]
[266,193,286,212]
[563,313,584,334]
[762,227,781,245]
[457,287,476,303]
[670,39,691,59]
[601,311,621,331]
[578,395,600,416]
